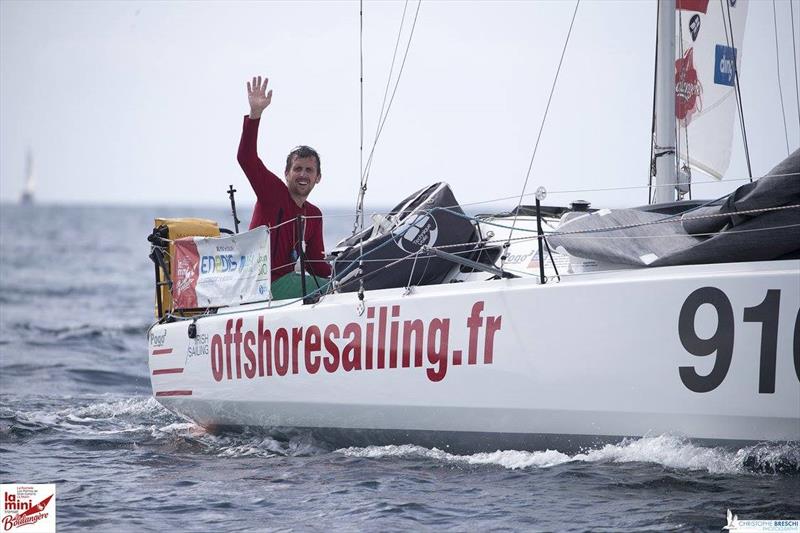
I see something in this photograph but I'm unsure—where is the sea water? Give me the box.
[1,204,798,532]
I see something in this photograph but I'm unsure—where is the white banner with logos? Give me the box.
[172,226,270,309]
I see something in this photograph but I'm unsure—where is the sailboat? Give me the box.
[19,149,35,205]
[146,0,799,451]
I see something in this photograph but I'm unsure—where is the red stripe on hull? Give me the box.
[152,348,173,355]
[152,368,184,375]
[155,390,193,397]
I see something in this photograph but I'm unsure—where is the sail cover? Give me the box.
[675,0,748,178]
[548,149,800,267]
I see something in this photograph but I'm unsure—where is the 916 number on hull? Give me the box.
[678,287,800,393]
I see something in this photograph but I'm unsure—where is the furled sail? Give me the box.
[675,0,748,179]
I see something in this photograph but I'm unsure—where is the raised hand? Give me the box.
[247,76,272,119]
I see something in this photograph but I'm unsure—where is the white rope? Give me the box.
[302,172,797,222]
[153,216,800,329]
[546,203,800,237]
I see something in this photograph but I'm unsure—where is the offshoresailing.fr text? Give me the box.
[208,301,502,383]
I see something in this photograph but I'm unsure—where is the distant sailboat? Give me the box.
[19,149,35,205]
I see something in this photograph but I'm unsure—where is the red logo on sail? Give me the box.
[676,0,709,13]
[675,47,703,126]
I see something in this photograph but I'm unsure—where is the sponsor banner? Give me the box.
[1,484,56,533]
[714,44,737,87]
[172,227,270,309]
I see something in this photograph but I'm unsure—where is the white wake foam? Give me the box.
[338,435,797,474]
[11,395,181,437]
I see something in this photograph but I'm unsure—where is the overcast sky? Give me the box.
[1,0,798,212]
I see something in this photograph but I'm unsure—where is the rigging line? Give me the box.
[356,0,365,235]
[427,220,800,252]
[157,216,800,329]
[270,213,800,270]
[774,0,791,155]
[360,0,422,187]
[676,10,692,200]
[358,0,414,214]
[303,173,762,222]
[304,169,794,224]
[547,204,800,237]
[507,0,580,247]
[357,0,367,300]
[155,215,800,329]
[373,0,410,148]
[676,8,684,198]
[329,215,423,288]
[649,0,660,205]
[721,0,753,181]
[546,223,800,240]
[406,249,422,289]
[301,170,790,225]
[432,202,800,238]
[349,210,799,265]
[353,0,410,236]
[791,0,800,132]
[392,199,800,245]
[455,175,748,210]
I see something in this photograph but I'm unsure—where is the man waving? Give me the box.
[237,76,331,300]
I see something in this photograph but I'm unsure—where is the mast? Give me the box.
[652,0,677,204]
[20,148,35,205]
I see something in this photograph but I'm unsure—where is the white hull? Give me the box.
[149,260,800,448]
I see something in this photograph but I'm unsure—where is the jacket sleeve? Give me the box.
[306,216,332,278]
[237,116,285,202]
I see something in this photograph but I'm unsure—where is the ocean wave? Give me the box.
[1,396,326,459]
[3,322,152,360]
[66,368,150,388]
[11,321,151,341]
[1,397,173,440]
[5,392,797,475]
[338,435,800,475]
[0,284,118,299]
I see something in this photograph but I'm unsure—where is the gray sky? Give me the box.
[1,0,798,212]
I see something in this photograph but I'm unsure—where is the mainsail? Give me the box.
[675,0,749,179]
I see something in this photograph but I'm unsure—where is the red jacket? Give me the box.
[237,116,331,280]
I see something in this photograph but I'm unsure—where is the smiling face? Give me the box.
[285,155,321,206]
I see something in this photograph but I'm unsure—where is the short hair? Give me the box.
[285,145,321,175]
